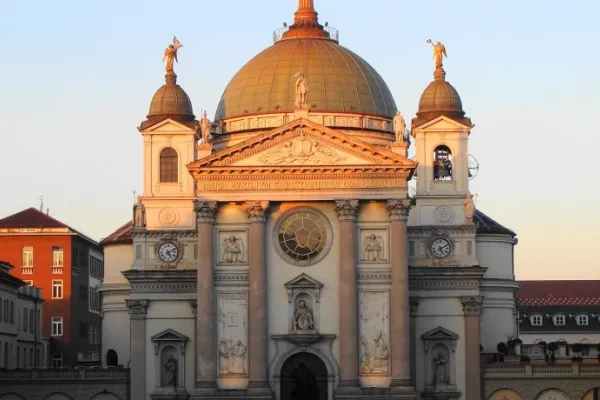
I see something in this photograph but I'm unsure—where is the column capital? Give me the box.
[194,201,217,224]
[387,199,411,222]
[409,296,420,317]
[189,300,198,316]
[462,296,483,316]
[126,300,149,320]
[335,200,359,221]
[245,201,270,223]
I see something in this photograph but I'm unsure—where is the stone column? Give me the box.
[126,300,149,400]
[245,201,271,395]
[462,296,483,400]
[387,199,413,392]
[195,201,218,389]
[409,297,420,388]
[335,200,360,392]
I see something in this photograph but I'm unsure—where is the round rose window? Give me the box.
[276,208,331,266]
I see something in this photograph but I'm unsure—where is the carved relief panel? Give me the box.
[357,227,390,265]
[359,291,390,376]
[217,292,248,377]
[216,228,248,266]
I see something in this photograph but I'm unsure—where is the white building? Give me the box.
[0,261,46,369]
[100,1,519,399]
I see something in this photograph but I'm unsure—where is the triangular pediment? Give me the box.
[413,115,472,132]
[421,326,459,341]
[151,328,189,342]
[188,118,417,169]
[284,273,324,290]
[141,118,197,134]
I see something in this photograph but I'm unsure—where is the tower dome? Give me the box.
[413,64,471,127]
[215,0,397,126]
[146,72,195,124]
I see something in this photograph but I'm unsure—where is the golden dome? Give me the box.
[215,2,396,121]
[147,72,195,122]
[413,67,470,126]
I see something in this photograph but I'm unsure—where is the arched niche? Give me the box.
[106,349,118,367]
[536,389,571,400]
[285,273,323,333]
[489,389,524,400]
[433,145,453,181]
[90,393,122,400]
[43,394,74,400]
[150,328,188,395]
[421,326,460,399]
[0,394,27,400]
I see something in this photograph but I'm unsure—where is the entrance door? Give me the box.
[280,352,328,400]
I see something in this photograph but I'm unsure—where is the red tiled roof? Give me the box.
[0,207,69,228]
[100,221,133,246]
[517,280,600,306]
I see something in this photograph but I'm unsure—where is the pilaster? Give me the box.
[126,300,149,400]
[245,201,272,396]
[194,201,218,391]
[409,297,420,389]
[462,296,483,400]
[334,200,361,395]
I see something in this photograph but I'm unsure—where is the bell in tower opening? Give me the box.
[433,145,453,180]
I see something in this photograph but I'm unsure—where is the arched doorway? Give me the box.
[280,352,327,400]
[106,349,118,367]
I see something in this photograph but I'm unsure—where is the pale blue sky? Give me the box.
[1,1,598,279]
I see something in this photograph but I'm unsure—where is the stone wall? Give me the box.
[0,368,129,400]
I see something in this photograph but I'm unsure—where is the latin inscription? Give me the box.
[201,179,405,191]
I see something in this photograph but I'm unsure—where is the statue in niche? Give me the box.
[290,362,318,400]
[434,353,447,386]
[199,110,211,144]
[164,355,178,386]
[463,192,476,225]
[133,196,146,228]
[221,235,244,263]
[295,72,309,108]
[229,340,247,374]
[293,300,315,331]
[163,36,183,73]
[393,111,406,143]
[361,234,385,262]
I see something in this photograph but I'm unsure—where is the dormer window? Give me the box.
[530,315,543,326]
[553,314,566,326]
[576,314,589,326]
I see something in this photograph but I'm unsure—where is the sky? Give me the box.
[0,0,599,280]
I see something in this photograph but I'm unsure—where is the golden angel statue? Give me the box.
[427,39,447,68]
[163,36,183,73]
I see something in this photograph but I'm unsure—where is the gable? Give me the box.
[151,328,188,342]
[285,273,324,289]
[421,326,459,341]
[414,115,471,132]
[142,118,197,134]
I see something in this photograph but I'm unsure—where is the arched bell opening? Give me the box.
[433,145,453,181]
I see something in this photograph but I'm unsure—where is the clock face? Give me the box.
[158,242,179,263]
[430,238,451,259]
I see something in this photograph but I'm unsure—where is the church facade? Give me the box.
[99,1,519,399]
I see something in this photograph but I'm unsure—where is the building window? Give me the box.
[9,301,14,324]
[23,280,33,286]
[89,287,100,312]
[52,247,64,266]
[51,317,63,336]
[52,280,63,299]
[553,314,566,326]
[22,246,33,267]
[88,324,100,344]
[79,284,87,300]
[577,315,589,326]
[160,147,178,183]
[89,256,104,279]
[29,309,34,333]
[530,315,543,326]
[52,354,63,368]
[23,307,28,331]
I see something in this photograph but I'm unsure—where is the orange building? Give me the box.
[0,208,103,367]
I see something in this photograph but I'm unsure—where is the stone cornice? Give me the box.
[357,269,391,284]
[409,267,486,290]
[192,167,411,179]
[122,269,197,293]
[214,271,249,286]
[97,283,131,296]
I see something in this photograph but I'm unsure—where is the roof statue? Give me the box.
[200,111,211,144]
[427,39,447,69]
[393,111,406,143]
[163,36,183,73]
[295,72,309,109]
